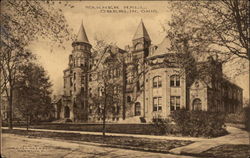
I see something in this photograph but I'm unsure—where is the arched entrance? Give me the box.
[135,102,141,116]
[64,106,70,118]
[192,98,202,111]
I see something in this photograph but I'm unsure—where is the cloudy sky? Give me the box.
[29,1,249,100]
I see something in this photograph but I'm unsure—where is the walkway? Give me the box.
[2,125,249,156]
[169,126,249,155]
[2,133,197,158]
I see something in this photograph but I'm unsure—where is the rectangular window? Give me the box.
[170,80,175,87]
[170,96,181,111]
[74,83,76,91]
[176,78,180,87]
[158,80,162,87]
[64,79,66,88]
[176,96,180,110]
[153,97,162,112]
[70,78,73,86]
[158,97,162,111]
[153,81,157,88]
[170,96,175,111]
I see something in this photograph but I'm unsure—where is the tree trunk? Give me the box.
[8,87,13,130]
[26,115,29,131]
[102,112,106,137]
[102,83,107,138]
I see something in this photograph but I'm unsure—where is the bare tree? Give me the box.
[167,0,249,61]
[89,44,124,137]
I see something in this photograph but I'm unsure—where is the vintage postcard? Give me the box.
[1,0,249,157]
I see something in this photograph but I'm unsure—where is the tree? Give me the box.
[166,0,249,76]
[89,45,124,137]
[0,0,72,129]
[14,62,54,130]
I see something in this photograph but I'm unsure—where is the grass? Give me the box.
[3,129,193,153]
[3,122,167,135]
[194,144,250,158]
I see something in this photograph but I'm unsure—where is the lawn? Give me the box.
[2,129,193,153]
[195,144,250,158]
[3,122,167,135]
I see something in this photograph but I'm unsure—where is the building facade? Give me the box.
[58,20,243,123]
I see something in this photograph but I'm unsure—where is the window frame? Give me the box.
[153,76,162,88]
[170,96,181,111]
[170,75,180,87]
[153,97,162,112]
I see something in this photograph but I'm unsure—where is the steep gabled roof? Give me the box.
[75,21,89,44]
[132,19,151,41]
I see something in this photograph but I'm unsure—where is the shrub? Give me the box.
[152,118,178,135]
[225,109,246,124]
[170,110,228,137]
[244,107,250,132]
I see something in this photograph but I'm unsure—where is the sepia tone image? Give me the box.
[0,0,249,158]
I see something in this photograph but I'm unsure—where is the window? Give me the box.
[153,97,162,112]
[192,98,202,111]
[64,79,66,88]
[135,43,143,50]
[74,83,76,91]
[74,72,76,80]
[89,88,92,97]
[70,77,73,86]
[170,75,180,87]
[170,96,181,111]
[127,96,131,103]
[153,76,162,88]
[89,74,92,82]
[135,102,141,116]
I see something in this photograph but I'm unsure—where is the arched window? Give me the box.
[135,102,141,116]
[135,43,143,50]
[170,75,180,87]
[153,76,162,88]
[192,98,202,111]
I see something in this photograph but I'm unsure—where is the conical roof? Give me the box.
[76,21,89,44]
[132,19,151,41]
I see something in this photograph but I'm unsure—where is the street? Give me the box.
[2,133,196,158]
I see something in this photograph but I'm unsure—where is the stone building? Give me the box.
[58,20,243,123]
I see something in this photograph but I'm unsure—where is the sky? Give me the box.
[28,1,249,100]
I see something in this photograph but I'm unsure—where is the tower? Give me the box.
[132,19,151,60]
[67,21,91,121]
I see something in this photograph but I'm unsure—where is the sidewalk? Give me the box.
[2,125,248,156]
[1,126,207,142]
[169,126,249,155]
